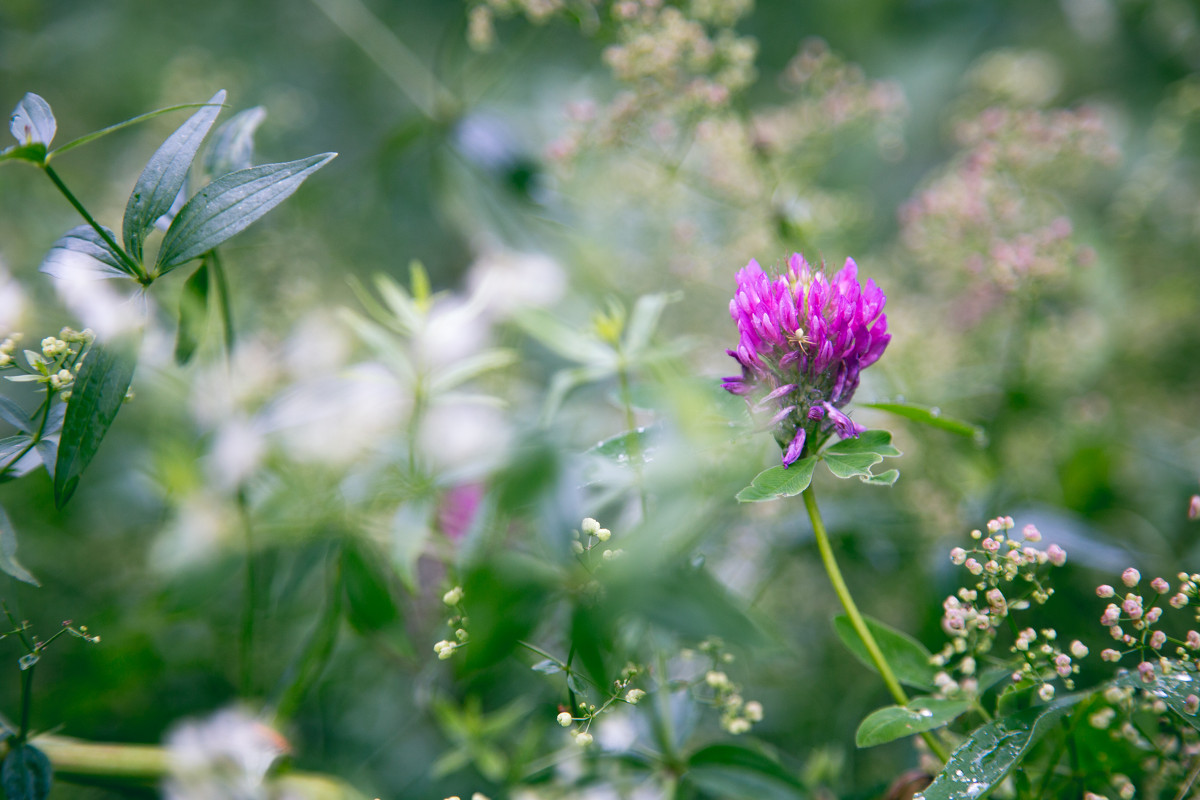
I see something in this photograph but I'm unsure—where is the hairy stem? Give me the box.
[801,486,950,764]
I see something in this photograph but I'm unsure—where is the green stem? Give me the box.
[41,165,147,282]
[801,486,950,764]
[18,665,34,743]
[207,250,237,358]
[0,391,57,476]
[238,486,256,696]
[616,360,648,520]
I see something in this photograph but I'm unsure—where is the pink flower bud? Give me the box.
[1122,596,1143,620]
[1046,544,1066,567]
[1100,604,1120,626]
[1171,593,1189,609]
[1187,694,1200,714]
[1150,630,1167,649]
[982,537,1000,552]
[1096,584,1115,598]
[1187,630,1200,650]
[1101,648,1121,662]
[965,558,983,575]
[1122,568,1141,587]
[1138,661,1155,683]
[1189,495,1200,521]
[1151,577,1170,594]
[1144,607,1162,624]
[949,547,967,565]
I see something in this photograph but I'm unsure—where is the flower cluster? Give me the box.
[933,517,1076,698]
[433,585,469,660]
[900,105,1117,296]
[723,254,889,466]
[1095,568,1200,691]
[556,661,645,747]
[683,637,763,735]
[1,327,93,396]
[571,516,624,561]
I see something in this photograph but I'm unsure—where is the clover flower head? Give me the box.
[723,254,890,466]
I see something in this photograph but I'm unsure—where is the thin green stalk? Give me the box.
[18,665,34,743]
[207,250,237,358]
[0,391,55,475]
[41,165,147,282]
[801,486,950,764]
[616,361,648,520]
[238,486,256,696]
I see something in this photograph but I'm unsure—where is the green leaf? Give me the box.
[856,697,971,747]
[735,457,818,502]
[515,309,618,368]
[921,694,1082,800]
[531,659,562,674]
[204,106,266,177]
[822,451,884,479]
[685,744,806,800]
[428,348,518,394]
[623,291,680,358]
[9,93,56,148]
[862,402,986,444]
[0,397,32,433]
[123,89,226,263]
[174,260,210,365]
[39,224,134,280]
[1112,661,1200,731]
[861,468,900,486]
[0,143,47,165]
[1,743,52,800]
[155,152,336,274]
[833,614,938,691]
[824,429,901,457]
[0,436,41,479]
[340,539,404,636]
[53,333,140,508]
[0,503,39,586]
[587,426,659,464]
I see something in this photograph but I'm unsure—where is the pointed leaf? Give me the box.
[204,106,266,177]
[623,291,680,358]
[1,742,52,800]
[856,697,971,747]
[921,694,1082,800]
[833,614,938,690]
[156,152,336,273]
[0,397,32,433]
[587,425,660,465]
[54,333,141,508]
[123,89,226,262]
[531,659,562,675]
[428,348,517,394]
[39,225,133,280]
[736,457,818,502]
[174,261,210,364]
[515,309,618,368]
[862,402,986,443]
[0,503,39,586]
[10,93,55,147]
[861,468,899,486]
[0,436,41,479]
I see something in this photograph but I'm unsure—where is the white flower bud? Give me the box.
[443,586,464,606]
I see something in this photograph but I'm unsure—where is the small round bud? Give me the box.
[1096,585,1115,598]
[1101,648,1121,662]
[1150,630,1167,649]
[1070,640,1088,659]
[624,688,645,704]
[1022,524,1041,542]
[573,731,593,746]
[949,547,967,565]
[581,518,601,535]
[1151,577,1170,594]
[1121,568,1141,587]
[744,700,763,722]
[1046,544,1067,567]
[557,712,573,727]
[595,528,611,542]
[1038,683,1055,701]
[443,586,464,606]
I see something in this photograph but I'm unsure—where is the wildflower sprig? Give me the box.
[1,327,93,397]
[687,638,763,736]
[933,517,1074,702]
[434,585,470,661]
[1095,568,1200,687]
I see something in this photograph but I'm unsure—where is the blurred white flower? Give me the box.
[415,296,491,369]
[0,261,26,332]
[163,707,289,800]
[206,415,266,489]
[466,249,566,319]
[150,490,239,572]
[416,399,510,475]
[48,259,146,338]
[260,362,408,465]
[282,309,353,379]
[190,339,282,426]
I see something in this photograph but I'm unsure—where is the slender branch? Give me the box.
[238,486,257,696]
[207,250,237,358]
[18,665,34,743]
[801,486,950,764]
[41,165,147,282]
[616,359,648,521]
